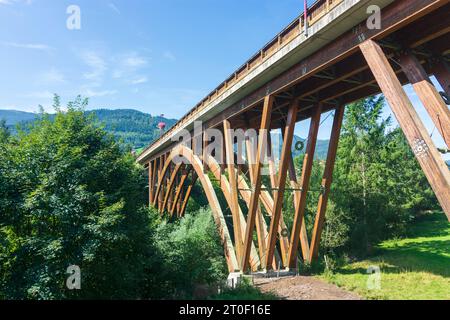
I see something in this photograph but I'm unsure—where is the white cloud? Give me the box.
[83,89,117,97]
[80,50,107,84]
[123,54,147,68]
[131,76,148,85]
[0,0,33,5]
[1,41,52,51]
[112,52,149,80]
[26,91,54,99]
[40,68,65,84]
[163,51,176,61]
[108,3,120,14]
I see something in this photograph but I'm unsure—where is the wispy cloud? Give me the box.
[83,89,117,98]
[40,68,65,84]
[0,0,33,5]
[108,3,120,14]
[1,41,52,51]
[123,53,148,68]
[131,76,148,85]
[80,50,107,84]
[112,51,149,79]
[25,91,54,100]
[163,51,176,61]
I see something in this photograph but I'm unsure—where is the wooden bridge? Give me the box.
[137,0,450,273]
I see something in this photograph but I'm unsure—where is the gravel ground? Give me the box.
[254,276,362,300]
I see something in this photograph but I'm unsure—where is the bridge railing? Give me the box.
[143,0,344,158]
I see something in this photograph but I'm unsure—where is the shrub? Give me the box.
[153,207,228,299]
[0,96,160,299]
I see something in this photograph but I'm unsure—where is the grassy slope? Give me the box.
[320,212,450,300]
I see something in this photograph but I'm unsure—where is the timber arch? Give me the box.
[151,145,241,272]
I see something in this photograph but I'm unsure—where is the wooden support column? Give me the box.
[203,130,209,172]
[162,163,183,212]
[309,105,345,263]
[241,95,273,272]
[266,134,279,191]
[168,174,174,211]
[160,161,171,213]
[153,156,165,207]
[148,161,153,205]
[266,99,298,269]
[398,52,450,147]
[151,159,157,204]
[179,173,198,218]
[361,40,450,220]
[287,155,310,262]
[430,58,450,97]
[223,119,244,261]
[267,133,290,265]
[287,104,322,268]
[155,154,164,209]
[245,138,268,270]
[170,167,191,215]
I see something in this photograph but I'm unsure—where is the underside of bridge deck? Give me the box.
[140,0,450,273]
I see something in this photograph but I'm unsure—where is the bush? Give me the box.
[153,207,228,299]
[0,96,161,299]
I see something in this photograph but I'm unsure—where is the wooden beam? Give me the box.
[287,104,322,268]
[360,39,450,220]
[148,160,153,205]
[309,105,345,263]
[266,132,290,263]
[170,167,191,215]
[266,133,279,190]
[223,120,244,260]
[226,149,281,270]
[245,138,269,270]
[162,163,183,212]
[397,4,450,49]
[151,159,158,204]
[160,161,171,213]
[266,100,298,269]
[156,154,164,209]
[179,173,198,218]
[205,154,262,271]
[430,57,450,97]
[398,52,450,147]
[241,95,273,272]
[287,154,310,262]
[203,130,209,172]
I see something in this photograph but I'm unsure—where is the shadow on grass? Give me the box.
[335,212,450,278]
[372,240,450,278]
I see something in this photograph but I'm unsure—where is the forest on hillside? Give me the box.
[0,95,442,299]
[0,108,177,151]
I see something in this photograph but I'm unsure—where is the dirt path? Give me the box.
[254,276,362,300]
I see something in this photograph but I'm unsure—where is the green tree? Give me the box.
[0,96,160,299]
[0,119,9,143]
[154,207,228,299]
[330,96,436,256]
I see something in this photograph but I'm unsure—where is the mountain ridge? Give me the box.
[1,109,330,158]
[0,108,177,150]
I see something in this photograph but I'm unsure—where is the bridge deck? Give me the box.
[138,0,399,163]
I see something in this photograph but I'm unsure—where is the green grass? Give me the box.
[320,212,450,300]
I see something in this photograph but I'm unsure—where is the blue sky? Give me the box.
[0,0,447,158]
